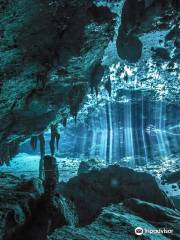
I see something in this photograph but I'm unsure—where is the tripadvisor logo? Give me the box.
[135,227,173,236]
[135,227,143,236]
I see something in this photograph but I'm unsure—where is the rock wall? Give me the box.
[0,0,116,164]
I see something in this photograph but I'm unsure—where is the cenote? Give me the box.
[0,1,179,240]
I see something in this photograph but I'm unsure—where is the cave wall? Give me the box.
[0,0,116,164]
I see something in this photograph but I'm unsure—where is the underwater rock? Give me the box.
[54,195,78,227]
[2,156,77,240]
[0,173,41,240]
[43,155,59,196]
[78,159,105,175]
[59,165,174,225]
[123,197,180,222]
[123,198,180,239]
[162,170,180,184]
[171,196,180,211]
[0,173,22,190]
[6,194,78,240]
[17,178,44,196]
[152,47,170,60]
[49,203,168,240]
[4,195,65,240]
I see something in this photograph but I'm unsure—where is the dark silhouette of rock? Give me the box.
[171,196,180,211]
[116,28,143,63]
[43,155,59,197]
[3,156,76,240]
[90,63,105,95]
[116,0,145,62]
[123,198,180,239]
[17,177,44,196]
[78,159,105,175]
[162,170,180,184]
[152,47,170,60]
[123,198,180,222]
[49,203,168,240]
[59,165,174,225]
[104,77,112,97]
[0,173,42,240]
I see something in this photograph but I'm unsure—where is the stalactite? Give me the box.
[74,114,78,124]
[95,87,98,96]
[4,147,10,166]
[9,140,19,159]
[55,125,60,151]
[63,117,67,127]
[50,125,56,156]
[49,124,60,155]
[39,133,45,159]
[104,77,111,97]
[36,71,47,90]
[38,133,45,180]
[30,136,38,151]
[56,131,60,150]
[68,84,86,122]
[71,107,78,123]
[0,141,20,166]
[70,108,78,122]
[90,63,104,95]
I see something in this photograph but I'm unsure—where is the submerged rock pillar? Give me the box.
[43,155,59,197]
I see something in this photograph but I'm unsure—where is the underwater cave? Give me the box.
[0,0,180,240]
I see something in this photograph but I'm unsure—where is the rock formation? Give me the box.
[0,0,116,164]
[59,165,174,225]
